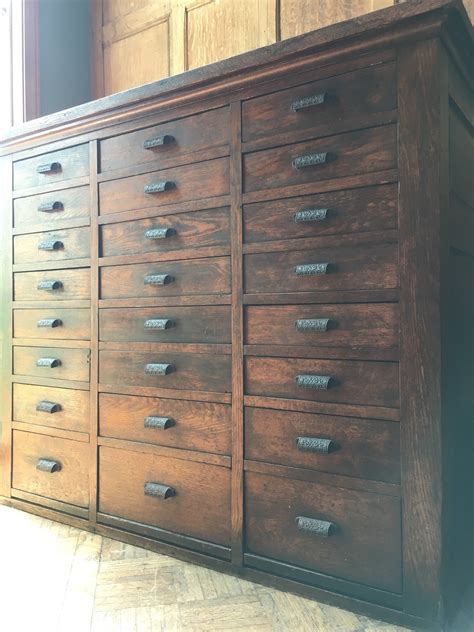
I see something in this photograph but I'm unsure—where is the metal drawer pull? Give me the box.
[291,92,328,112]
[37,458,61,473]
[144,319,174,330]
[37,318,62,328]
[144,482,175,499]
[36,400,61,414]
[37,280,63,291]
[296,437,336,454]
[36,162,61,174]
[37,357,61,368]
[144,416,175,430]
[145,228,176,240]
[295,318,331,332]
[38,201,63,213]
[144,134,175,149]
[144,181,175,194]
[292,152,334,169]
[294,208,328,223]
[296,374,333,390]
[145,363,174,375]
[38,240,64,251]
[296,516,336,538]
[295,263,329,276]
[144,273,173,286]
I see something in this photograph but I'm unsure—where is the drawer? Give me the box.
[99,157,229,216]
[245,304,399,351]
[13,186,89,228]
[242,62,396,143]
[245,408,400,483]
[99,446,231,545]
[13,144,89,191]
[14,268,90,302]
[245,471,401,592]
[100,107,229,173]
[99,350,231,393]
[13,226,90,265]
[12,431,89,507]
[243,125,397,193]
[99,393,231,455]
[14,308,90,340]
[14,346,90,382]
[245,357,399,407]
[244,242,398,294]
[100,306,230,343]
[243,184,398,244]
[13,383,90,433]
[100,207,230,258]
[100,257,230,300]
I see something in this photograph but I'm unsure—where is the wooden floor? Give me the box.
[0,505,411,632]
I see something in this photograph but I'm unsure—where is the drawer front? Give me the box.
[243,184,398,244]
[14,226,90,265]
[99,393,231,455]
[245,357,399,407]
[245,471,401,592]
[245,408,400,483]
[242,62,396,142]
[245,304,399,350]
[244,242,398,294]
[243,125,397,193]
[14,144,89,191]
[12,431,89,507]
[100,306,230,343]
[13,186,89,228]
[14,346,90,382]
[99,350,231,393]
[100,257,230,300]
[99,446,231,545]
[13,383,90,433]
[14,308,90,340]
[100,207,230,258]
[14,268,90,302]
[100,107,229,173]
[99,157,229,216]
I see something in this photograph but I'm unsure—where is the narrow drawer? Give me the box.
[243,125,397,193]
[14,308,90,340]
[244,242,398,294]
[100,306,230,343]
[100,207,230,258]
[99,445,231,545]
[13,144,89,191]
[13,383,90,433]
[100,107,229,173]
[245,357,399,407]
[245,471,401,592]
[14,346,90,382]
[14,268,90,302]
[243,184,398,244]
[99,393,231,455]
[99,350,231,393]
[13,186,89,229]
[242,62,396,142]
[100,257,230,300]
[14,226,90,265]
[99,157,229,216]
[12,431,89,507]
[245,408,400,483]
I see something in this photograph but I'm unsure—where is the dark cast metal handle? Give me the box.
[295,263,330,276]
[144,134,175,149]
[36,162,61,174]
[291,92,328,112]
[37,280,63,291]
[36,400,62,414]
[145,363,174,375]
[37,318,62,328]
[38,240,64,251]
[144,319,174,330]
[292,152,334,169]
[144,416,175,430]
[144,181,175,194]
[144,273,173,286]
[296,374,334,390]
[38,201,64,213]
[295,318,331,332]
[144,482,175,499]
[36,357,61,368]
[294,208,328,223]
[296,516,336,537]
[145,228,176,240]
[36,458,61,473]
[296,436,336,454]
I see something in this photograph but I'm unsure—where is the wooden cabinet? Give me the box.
[1,4,472,630]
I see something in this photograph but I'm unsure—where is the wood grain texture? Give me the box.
[13,346,91,382]
[13,185,90,229]
[13,308,91,341]
[13,226,90,265]
[13,144,89,191]
[14,267,91,301]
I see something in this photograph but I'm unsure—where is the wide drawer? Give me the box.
[13,186,90,229]
[245,357,399,407]
[99,157,229,216]
[99,350,231,393]
[14,268,90,302]
[100,207,230,258]
[245,471,401,592]
[243,125,397,193]
[14,308,90,340]
[245,408,400,483]
[242,62,396,143]
[99,445,231,545]
[244,242,398,294]
[13,226,90,265]
[99,393,231,455]
[100,257,230,300]
[243,184,398,244]
[13,144,89,191]
[100,306,230,343]
[14,346,90,382]
[12,431,89,507]
[100,107,229,173]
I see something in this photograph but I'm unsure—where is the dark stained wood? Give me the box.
[13,144,89,191]
[13,308,91,340]
[13,226,90,265]
[13,346,90,382]
[13,186,90,229]
[14,268,91,301]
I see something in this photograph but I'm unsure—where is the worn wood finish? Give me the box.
[13,144,89,191]
[13,226,90,265]
[14,268,91,301]
[13,185,90,229]
[13,346,91,382]
[13,308,91,341]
